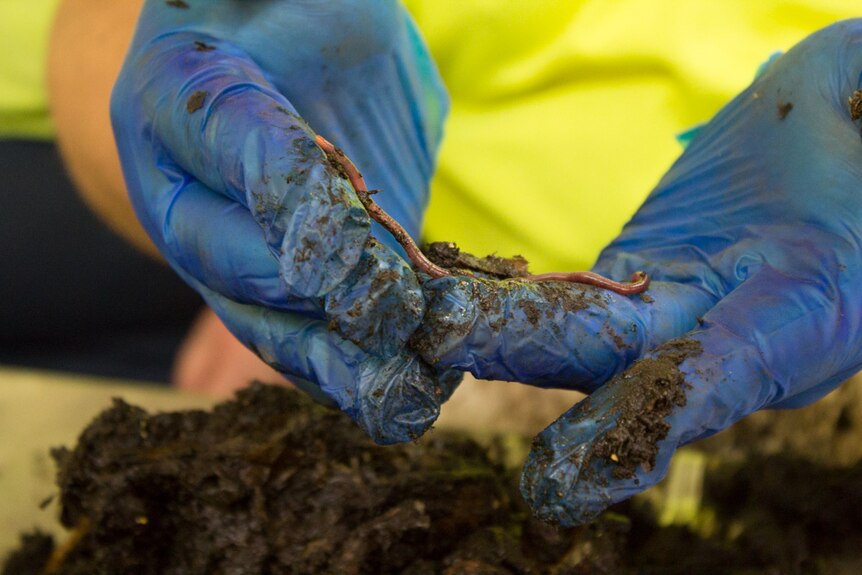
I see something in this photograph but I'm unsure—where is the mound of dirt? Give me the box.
[6,383,862,575]
[3,384,625,575]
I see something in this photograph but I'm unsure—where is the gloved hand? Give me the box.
[412,20,862,524]
[111,0,459,443]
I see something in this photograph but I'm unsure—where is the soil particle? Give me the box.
[776,101,793,120]
[424,241,460,268]
[849,89,862,121]
[293,237,315,264]
[284,166,309,189]
[347,299,364,318]
[425,242,529,280]
[593,339,702,479]
[518,299,542,328]
[370,268,401,294]
[165,0,189,8]
[322,144,353,182]
[193,40,215,51]
[603,322,626,351]
[186,90,207,113]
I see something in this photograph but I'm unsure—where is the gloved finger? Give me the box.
[157,175,318,316]
[173,266,460,445]
[156,169,442,405]
[325,237,425,357]
[280,37,447,257]
[158,166,424,357]
[114,31,370,298]
[520,264,852,525]
[411,275,716,391]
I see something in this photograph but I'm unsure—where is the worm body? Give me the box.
[315,135,650,295]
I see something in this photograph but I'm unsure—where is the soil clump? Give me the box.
[7,383,862,575]
[424,242,530,280]
[4,384,625,575]
[593,339,702,479]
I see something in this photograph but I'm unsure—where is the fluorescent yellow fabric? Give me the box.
[0,0,61,139]
[3,0,858,266]
[404,0,861,271]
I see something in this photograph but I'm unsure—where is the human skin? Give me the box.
[47,0,153,257]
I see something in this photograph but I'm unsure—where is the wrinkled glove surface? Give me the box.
[412,20,862,524]
[112,0,458,444]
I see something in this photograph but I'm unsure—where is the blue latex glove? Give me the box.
[412,20,862,523]
[111,0,458,443]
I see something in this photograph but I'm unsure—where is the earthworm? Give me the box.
[315,135,650,296]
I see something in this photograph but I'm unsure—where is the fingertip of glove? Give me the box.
[519,429,613,527]
[520,385,680,527]
[350,355,452,445]
[325,239,425,357]
[409,276,480,366]
[434,368,463,404]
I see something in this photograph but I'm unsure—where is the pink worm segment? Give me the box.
[315,135,450,279]
[315,135,650,296]
[526,271,650,296]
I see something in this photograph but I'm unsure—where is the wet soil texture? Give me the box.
[8,383,862,575]
[593,340,702,479]
[5,384,625,575]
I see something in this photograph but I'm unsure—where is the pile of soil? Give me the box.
[5,384,862,574]
[3,384,626,575]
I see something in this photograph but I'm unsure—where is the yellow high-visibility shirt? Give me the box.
[0,0,61,139]
[404,0,860,270]
[2,1,858,267]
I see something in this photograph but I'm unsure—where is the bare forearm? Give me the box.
[47,0,158,258]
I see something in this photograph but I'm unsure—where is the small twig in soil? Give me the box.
[44,519,90,574]
[315,135,650,296]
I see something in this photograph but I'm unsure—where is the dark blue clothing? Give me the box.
[0,140,202,382]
